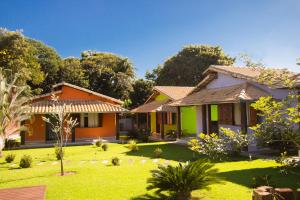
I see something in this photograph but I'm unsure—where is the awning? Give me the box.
[169,82,271,106]
[131,100,176,113]
[28,100,128,114]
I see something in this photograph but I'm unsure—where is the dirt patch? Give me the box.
[54,171,76,176]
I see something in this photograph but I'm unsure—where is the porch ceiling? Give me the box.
[168,82,271,106]
[27,100,128,114]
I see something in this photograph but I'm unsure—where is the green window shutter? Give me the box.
[211,105,218,121]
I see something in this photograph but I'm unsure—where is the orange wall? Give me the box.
[75,113,116,138]
[36,85,119,105]
[25,115,46,141]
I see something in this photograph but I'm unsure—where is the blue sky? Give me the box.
[1,0,300,77]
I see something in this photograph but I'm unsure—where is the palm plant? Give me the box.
[147,159,220,200]
[0,70,30,157]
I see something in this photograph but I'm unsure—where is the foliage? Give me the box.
[137,129,150,142]
[59,57,89,89]
[127,139,139,152]
[27,39,62,94]
[148,45,234,86]
[147,159,219,200]
[111,157,120,166]
[153,147,163,158]
[145,65,162,83]
[43,95,78,176]
[0,70,30,156]
[189,133,227,160]
[0,29,44,85]
[19,154,32,168]
[54,143,64,160]
[251,174,274,188]
[5,153,15,163]
[250,96,300,151]
[102,144,108,151]
[219,127,253,155]
[94,138,103,147]
[81,51,134,100]
[165,130,177,140]
[4,139,21,149]
[129,79,153,108]
[276,151,300,174]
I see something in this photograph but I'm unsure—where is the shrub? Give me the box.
[95,138,103,147]
[54,144,64,160]
[4,139,21,149]
[128,140,139,151]
[276,151,300,174]
[102,144,108,151]
[19,155,32,168]
[251,174,275,188]
[5,153,16,163]
[154,147,163,158]
[166,130,177,140]
[111,157,120,166]
[147,159,220,200]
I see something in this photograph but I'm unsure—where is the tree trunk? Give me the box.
[0,136,4,158]
[60,147,64,176]
[175,192,191,200]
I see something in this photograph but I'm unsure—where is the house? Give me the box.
[169,65,294,139]
[21,82,128,144]
[131,86,194,140]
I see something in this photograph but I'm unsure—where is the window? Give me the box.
[249,106,258,126]
[98,113,103,127]
[84,114,88,128]
[218,104,234,125]
[163,112,168,124]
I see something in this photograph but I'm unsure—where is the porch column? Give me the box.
[207,104,211,134]
[202,105,207,134]
[20,120,25,145]
[146,113,149,130]
[177,107,182,138]
[136,113,139,129]
[116,113,120,140]
[161,112,165,139]
[240,102,248,134]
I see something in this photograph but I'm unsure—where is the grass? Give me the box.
[0,142,299,199]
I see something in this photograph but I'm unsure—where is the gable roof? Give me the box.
[33,82,123,105]
[169,82,271,106]
[147,86,195,102]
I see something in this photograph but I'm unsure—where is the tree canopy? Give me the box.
[130,79,153,108]
[147,45,235,86]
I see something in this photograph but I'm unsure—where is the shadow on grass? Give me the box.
[0,174,47,184]
[131,193,201,200]
[124,143,257,163]
[125,143,195,162]
[217,166,300,189]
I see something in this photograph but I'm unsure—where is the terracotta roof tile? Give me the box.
[28,100,128,114]
[153,86,195,100]
[169,82,271,106]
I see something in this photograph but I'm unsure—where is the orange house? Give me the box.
[22,82,128,144]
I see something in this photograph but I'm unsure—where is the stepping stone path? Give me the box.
[90,161,96,164]
[10,164,16,167]
[128,159,134,164]
[79,161,86,164]
[37,162,45,166]
[152,159,158,163]
[51,161,58,165]
[101,160,109,165]
[141,159,147,164]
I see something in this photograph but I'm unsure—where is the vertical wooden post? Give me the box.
[207,104,211,134]
[136,113,139,129]
[161,112,165,139]
[240,102,248,134]
[116,113,120,140]
[202,105,207,134]
[177,107,181,139]
[146,113,149,129]
[20,120,25,145]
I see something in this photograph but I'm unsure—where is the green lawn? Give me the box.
[0,142,300,200]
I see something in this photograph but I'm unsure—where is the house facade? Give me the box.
[22,82,127,144]
[169,65,292,139]
[131,86,194,139]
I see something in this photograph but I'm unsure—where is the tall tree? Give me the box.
[81,51,135,100]
[130,79,153,108]
[27,39,62,94]
[0,29,44,85]
[59,57,89,88]
[148,45,234,86]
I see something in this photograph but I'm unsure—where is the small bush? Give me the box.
[54,144,64,160]
[251,174,275,188]
[154,147,163,158]
[128,140,139,152]
[95,140,102,147]
[19,155,32,168]
[102,144,108,151]
[5,153,16,163]
[111,157,120,166]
